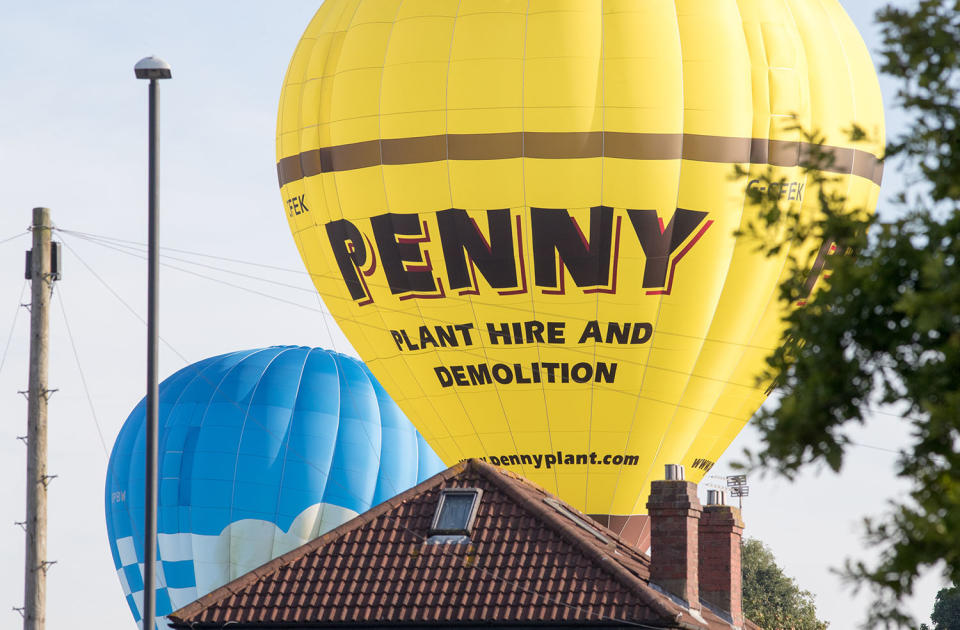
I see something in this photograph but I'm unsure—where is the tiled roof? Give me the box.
[169,460,758,629]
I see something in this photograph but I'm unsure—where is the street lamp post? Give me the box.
[134,55,171,630]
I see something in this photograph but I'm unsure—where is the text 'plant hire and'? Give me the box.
[387,320,652,389]
[389,320,654,352]
[325,206,712,304]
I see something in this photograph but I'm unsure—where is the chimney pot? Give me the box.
[705,489,725,506]
[664,464,685,480]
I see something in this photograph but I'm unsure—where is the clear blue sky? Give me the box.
[0,1,942,629]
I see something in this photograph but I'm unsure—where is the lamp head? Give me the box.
[134,56,172,80]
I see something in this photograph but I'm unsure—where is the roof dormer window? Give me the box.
[429,488,482,536]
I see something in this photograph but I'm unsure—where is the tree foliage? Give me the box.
[920,585,960,630]
[741,538,829,630]
[740,0,960,627]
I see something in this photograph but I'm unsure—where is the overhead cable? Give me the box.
[53,286,109,456]
[0,281,28,379]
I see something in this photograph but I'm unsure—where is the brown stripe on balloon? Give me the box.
[755,139,883,181]
[299,149,324,178]
[766,140,803,167]
[748,138,770,164]
[604,132,683,160]
[682,134,752,164]
[851,150,880,182]
[872,160,884,184]
[277,131,883,188]
[524,131,604,158]
[276,154,303,187]
[322,140,381,172]
[448,132,523,160]
[827,146,855,174]
[381,135,447,165]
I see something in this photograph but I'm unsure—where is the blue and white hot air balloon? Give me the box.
[105,346,446,628]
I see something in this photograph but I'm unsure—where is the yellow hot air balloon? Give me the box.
[276,0,884,541]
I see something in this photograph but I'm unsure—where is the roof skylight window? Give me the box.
[543,497,611,545]
[429,488,482,536]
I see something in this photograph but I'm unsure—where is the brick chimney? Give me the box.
[645,464,701,608]
[699,490,744,627]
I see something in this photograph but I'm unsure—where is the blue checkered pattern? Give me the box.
[112,534,199,629]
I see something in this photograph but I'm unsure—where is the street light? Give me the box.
[134,54,171,630]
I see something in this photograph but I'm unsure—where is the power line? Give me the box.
[56,228,312,275]
[57,239,194,365]
[53,285,109,456]
[55,226,785,354]
[61,233,328,316]
[847,440,901,455]
[0,231,30,247]
[0,281,28,379]
[63,231,318,295]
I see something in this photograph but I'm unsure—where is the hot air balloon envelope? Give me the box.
[105,346,444,628]
[276,0,884,531]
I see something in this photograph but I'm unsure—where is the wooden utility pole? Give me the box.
[23,207,55,630]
